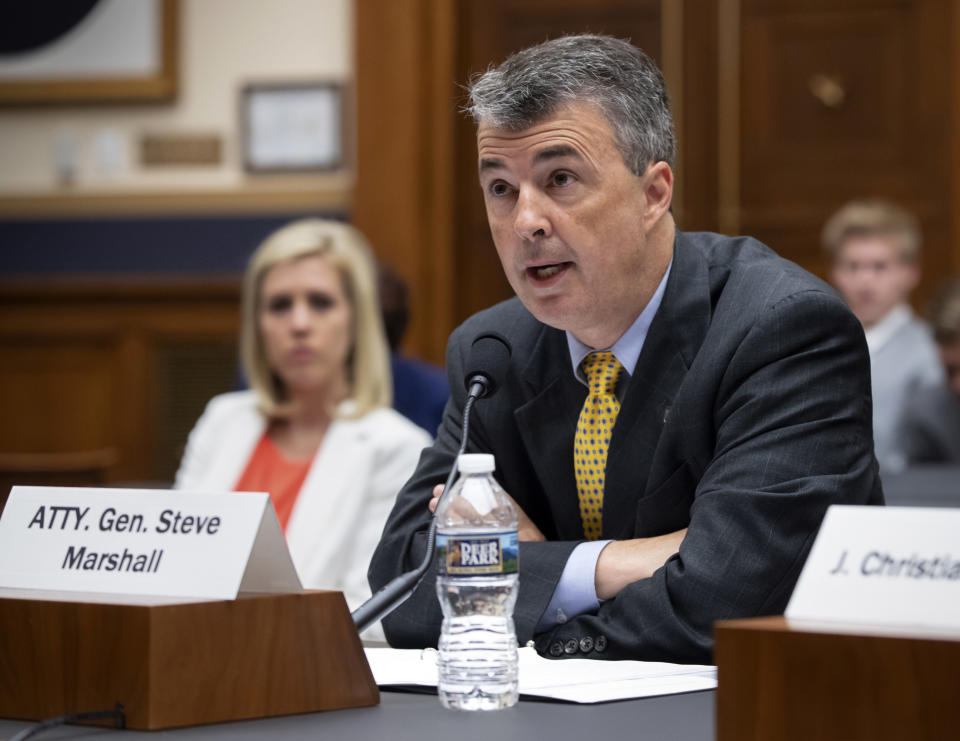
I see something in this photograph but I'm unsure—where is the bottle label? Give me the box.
[437,531,518,575]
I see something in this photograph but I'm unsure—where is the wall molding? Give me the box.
[0,183,351,218]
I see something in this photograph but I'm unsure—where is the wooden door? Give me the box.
[737,0,957,304]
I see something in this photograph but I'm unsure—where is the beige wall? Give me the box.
[0,0,353,196]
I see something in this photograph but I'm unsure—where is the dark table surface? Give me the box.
[0,688,716,741]
[880,464,960,508]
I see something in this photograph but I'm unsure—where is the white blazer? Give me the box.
[174,390,431,639]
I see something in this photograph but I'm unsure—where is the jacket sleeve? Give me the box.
[368,325,484,646]
[533,289,881,664]
[367,323,577,647]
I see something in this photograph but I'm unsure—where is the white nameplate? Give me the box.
[0,486,302,601]
[786,505,960,630]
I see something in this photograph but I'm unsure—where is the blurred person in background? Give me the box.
[175,219,430,638]
[897,278,960,465]
[823,199,942,471]
[377,261,449,436]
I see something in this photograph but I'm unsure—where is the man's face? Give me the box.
[830,236,919,329]
[939,339,960,401]
[477,101,672,349]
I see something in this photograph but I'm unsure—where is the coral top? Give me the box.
[234,433,312,532]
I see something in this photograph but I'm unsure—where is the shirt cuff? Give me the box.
[535,539,612,632]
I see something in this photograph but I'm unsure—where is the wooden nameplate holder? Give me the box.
[715,615,960,741]
[0,590,379,729]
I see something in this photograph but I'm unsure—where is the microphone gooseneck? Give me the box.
[351,333,512,635]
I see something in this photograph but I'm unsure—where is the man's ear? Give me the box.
[642,161,674,228]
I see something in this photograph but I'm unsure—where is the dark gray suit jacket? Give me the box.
[369,231,883,664]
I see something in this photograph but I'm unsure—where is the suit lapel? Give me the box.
[514,325,588,540]
[603,232,713,539]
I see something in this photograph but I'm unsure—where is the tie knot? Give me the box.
[581,351,622,395]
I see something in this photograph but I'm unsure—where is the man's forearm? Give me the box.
[594,529,687,600]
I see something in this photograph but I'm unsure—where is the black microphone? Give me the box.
[352,332,513,635]
[464,331,512,399]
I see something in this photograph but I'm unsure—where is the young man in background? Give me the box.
[823,199,942,471]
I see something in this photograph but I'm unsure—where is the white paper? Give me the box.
[0,486,301,602]
[787,505,960,630]
[364,647,716,703]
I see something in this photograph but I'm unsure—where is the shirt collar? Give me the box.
[566,258,673,383]
[864,303,912,355]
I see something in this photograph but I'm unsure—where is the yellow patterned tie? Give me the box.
[574,351,623,540]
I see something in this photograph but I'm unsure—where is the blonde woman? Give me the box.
[175,219,430,637]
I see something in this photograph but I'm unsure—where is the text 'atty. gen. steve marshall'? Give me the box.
[28,505,222,574]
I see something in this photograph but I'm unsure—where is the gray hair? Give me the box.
[466,34,676,175]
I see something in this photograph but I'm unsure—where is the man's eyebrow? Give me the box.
[479,145,582,173]
[533,145,581,164]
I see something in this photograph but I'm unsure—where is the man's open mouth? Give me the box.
[528,262,570,280]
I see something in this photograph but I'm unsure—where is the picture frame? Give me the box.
[241,81,344,173]
[0,0,178,105]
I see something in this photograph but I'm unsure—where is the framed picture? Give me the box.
[0,0,177,104]
[241,81,344,173]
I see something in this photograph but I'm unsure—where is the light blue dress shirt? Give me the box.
[537,259,672,631]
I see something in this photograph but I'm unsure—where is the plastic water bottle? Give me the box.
[435,453,519,710]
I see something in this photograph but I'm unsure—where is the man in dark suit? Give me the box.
[368,34,882,664]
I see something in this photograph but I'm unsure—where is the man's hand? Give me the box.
[594,529,687,600]
[428,484,546,542]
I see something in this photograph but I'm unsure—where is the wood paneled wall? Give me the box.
[737,0,956,305]
[0,279,241,488]
[353,0,457,367]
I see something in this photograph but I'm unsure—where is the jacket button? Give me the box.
[579,636,594,653]
[549,641,564,657]
[563,638,578,655]
[595,635,607,652]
